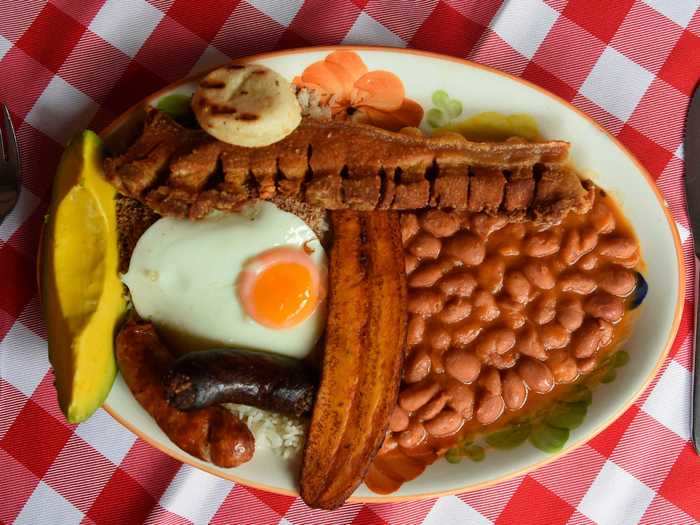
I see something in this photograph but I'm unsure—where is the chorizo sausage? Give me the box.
[116,320,255,468]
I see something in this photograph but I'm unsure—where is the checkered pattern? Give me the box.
[1,1,698,523]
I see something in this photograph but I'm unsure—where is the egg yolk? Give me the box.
[238,247,324,329]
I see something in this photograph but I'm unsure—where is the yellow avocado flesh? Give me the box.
[42,130,125,423]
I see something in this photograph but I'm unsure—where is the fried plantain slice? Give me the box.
[300,210,407,509]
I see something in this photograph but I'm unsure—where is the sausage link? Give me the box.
[116,320,255,468]
[165,348,316,416]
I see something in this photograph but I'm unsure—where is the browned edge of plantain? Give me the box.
[300,209,407,510]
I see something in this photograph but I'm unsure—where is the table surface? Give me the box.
[1,1,699,524]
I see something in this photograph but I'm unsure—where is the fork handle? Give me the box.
[692,255,700,452]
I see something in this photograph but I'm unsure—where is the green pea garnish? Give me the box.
[529,423,570,453]
[445,448,462,464]
[612,351,630,368]
[486,423,532,449]
[601,368,617,384]
[465,445,485,462]
[545,402,587,430]
[564,384,593,406]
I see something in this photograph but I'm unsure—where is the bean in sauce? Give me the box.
[373,189,643,495]
[476,393,506,425]
[438,270,478,297]
[477,256,506,294]
[444,349,481,383]
[443,232,486,266]
[416,393,448,422]
[502,369,527,410]
[409,232,441,259]
[530,292,557,325]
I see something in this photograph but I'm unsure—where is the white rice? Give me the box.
[295,87,332,121]
[225,403,307,459]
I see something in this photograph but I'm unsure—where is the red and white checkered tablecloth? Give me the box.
[1,1,699,523]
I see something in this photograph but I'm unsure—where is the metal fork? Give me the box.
[0,103,19,224]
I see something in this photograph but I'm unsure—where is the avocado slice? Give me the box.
[41,130,126,423]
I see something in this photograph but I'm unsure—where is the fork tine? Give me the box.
[2,104,20,173]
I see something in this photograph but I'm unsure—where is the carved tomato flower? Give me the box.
[293,50,423,131]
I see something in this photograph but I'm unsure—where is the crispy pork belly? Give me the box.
[104,109,593,224]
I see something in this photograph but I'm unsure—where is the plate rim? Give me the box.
[97,45,685,503]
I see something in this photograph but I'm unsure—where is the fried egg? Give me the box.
[121,201,327,358]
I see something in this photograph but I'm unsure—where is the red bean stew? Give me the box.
[366,188,642,494]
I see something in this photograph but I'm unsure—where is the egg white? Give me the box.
[121,201,326,358]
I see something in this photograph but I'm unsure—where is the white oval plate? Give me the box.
[101,46,684,502]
